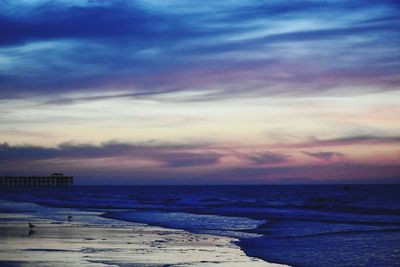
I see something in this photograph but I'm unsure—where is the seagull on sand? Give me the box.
[28,222,36,229]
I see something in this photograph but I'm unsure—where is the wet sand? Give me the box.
[0,221,286,267]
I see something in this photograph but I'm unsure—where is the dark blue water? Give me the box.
[1,185,399,267]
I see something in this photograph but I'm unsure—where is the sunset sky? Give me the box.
[0,0,399,184]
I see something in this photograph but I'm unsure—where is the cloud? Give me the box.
[302,151,345,161]
[305,135,400,147]
[275,135,400,149]
[156,152,221,168]
[246,152,290,165]
[0,3,178,46]
[0,141,200,159]
[217,1,400,23]
[228,149,290,165]
[0,141,399,184]
[217,162,400,184]
[0,0,399,101]
[0,141,223,170]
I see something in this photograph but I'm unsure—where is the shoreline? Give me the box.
[0,222,285,267]
[0,200,288,267]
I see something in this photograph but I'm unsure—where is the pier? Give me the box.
[0,173,73,188]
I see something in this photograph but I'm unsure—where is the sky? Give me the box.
[0,0,399,184]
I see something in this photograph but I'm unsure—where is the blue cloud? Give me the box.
[0,0,399,100]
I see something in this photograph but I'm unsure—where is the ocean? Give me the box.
[1,185,399,267]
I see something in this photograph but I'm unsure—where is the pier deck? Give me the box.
[0,173,73,187]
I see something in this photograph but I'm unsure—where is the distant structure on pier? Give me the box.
[0,173,73,188]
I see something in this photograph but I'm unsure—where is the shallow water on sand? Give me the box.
[0,201,283,267]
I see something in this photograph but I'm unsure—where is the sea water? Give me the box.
[1,185,399,267]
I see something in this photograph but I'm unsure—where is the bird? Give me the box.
[28,229,35,236]
[28,222,36,229]
[67,215,73,221]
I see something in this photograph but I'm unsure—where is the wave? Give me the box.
[101,210,265,238]
[273,228,400,239]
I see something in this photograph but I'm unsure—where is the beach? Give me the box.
[0,214,285,266]
[1,185,399,267]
